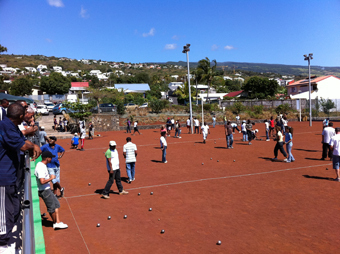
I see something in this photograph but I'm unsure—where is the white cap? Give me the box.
[74,133,78,136]
[41,126,45,130]
[109,141,116,146]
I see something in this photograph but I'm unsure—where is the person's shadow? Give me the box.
[303,175,334,181]
[94,189,118,195]
[151,160,163,163]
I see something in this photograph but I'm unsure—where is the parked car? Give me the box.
[36,105,49,115]
[44,102,55,111]
[91,103,116,113]
[124,103,138,110]
[52,103,74,115]
[139,102,148,108]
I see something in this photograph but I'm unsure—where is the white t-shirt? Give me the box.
[236,116,240,120]
[171,119,174,124]
[186,119,190,126]
[231,123,237,128]
[35,162,51,191]
[201,125,209,134]
[322,127,335,144]
[265,122,269,129]
[134,121,138,128]
[329,134,340,156]
[123,142,137,163]
[80,126,86,139]
[160,136,167,147]
[282,119,288,126]
[105,149,120,171]
[241,123,246,132]
[277,131,284,142]
[194,119,199,127]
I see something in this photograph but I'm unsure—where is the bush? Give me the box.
[275,103,291,114]
[252,105,264,115]
[203,104,212,111]
[150,99,167,113]
[116,101,125,115]
[320,98,335,115]
[232,102,245,114]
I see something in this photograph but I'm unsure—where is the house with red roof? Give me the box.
[287,75,340,99]
[223,90,246,98]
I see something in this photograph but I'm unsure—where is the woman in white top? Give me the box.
[272,126,288,161]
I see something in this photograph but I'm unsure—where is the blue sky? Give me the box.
[1,0,339,66]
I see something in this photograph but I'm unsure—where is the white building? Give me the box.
[168,82,184,91]
[37,64,48,72]
[53,66,62,72]
[25,67,37,72]
[198,93,228,102]
[89,70,102,76]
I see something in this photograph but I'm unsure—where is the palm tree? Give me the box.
[191,69,201,105]
[197,57,217,104]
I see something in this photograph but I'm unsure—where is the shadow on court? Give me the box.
[303,175,334,181]
[94,189,119,195]
[305,157,323,161]
[194,141,204,144]
[295,148,320,153]
[234,142,251,146]
[214,146,228,149]
[258,157,283,162]
[153,147,162,149]
[41,219,54,228]
[151,160,163,163]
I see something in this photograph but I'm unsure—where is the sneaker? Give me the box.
[248,142,252,145]
[164,161,168,163]
[231,146,234,149]
[80,148,85,151]
[102,194,110,199]
[239,131,241,133]
[60,187,65,198]
[132,178,135,181]
[53,222,68,230]
[127,180,131,184]
[333,178,340,182]
[283,158,288,162]
[179,137,182,139]
[266,139,270,141]
[119,190,129,195]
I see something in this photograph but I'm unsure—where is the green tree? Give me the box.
[149,99,168,113]
[63,101,92,121]
[0,44,7,56]
[40,72,71,94]
[135,73,150,83]
[320,98,335,116]
[197,57,217,104]
[11,77,33,96]
[242,76,278,99]
[225,79,242,92]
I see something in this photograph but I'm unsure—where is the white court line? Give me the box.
[65,198,91,254]
[65,162,331,199]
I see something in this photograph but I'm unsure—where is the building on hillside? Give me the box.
[197,93,228,102]
[69,82,89,94]
[25,67,37,72]
[89,70,101,76]
[223,76,233,80]
[287,75,340,99]
[223,90,247,99]
[37,64,48,72]
[168,82,184,91]
[53,66,62,72]
[109,83,150,98]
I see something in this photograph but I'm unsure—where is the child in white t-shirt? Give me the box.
[201,122,210,144]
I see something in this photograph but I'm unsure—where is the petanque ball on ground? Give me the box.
[326,168,328,170]
[161,229,165,234]
[158,219,160,221]
[97,224,100,227]
[217,160,219,162]
[149,208,152,211]
[202,163,204,165]
[150,192,153,195]
[138,193,141,196]
[88,183,91,186]
[217,241,222,245]
[233,160,235,162]
[108,216,111,220]
[210,158,212,160]
[124,215,127,219]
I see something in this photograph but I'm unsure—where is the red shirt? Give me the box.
[270,119,274,128]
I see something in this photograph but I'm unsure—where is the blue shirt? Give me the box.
[0,117,26,185]
[40,144,65,168]
[285,132,293,145]
[72,136,79,145]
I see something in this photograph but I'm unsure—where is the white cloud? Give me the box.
[164,44,177,50]
[46,38,52,43]
[47,0,64,7]
[224,45,235,50]
[211,44,219,51]
[172,35,179,40]
[80,5,89,18]
[142,28,155,37]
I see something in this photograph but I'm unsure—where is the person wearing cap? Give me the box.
[41,136,65,198]
[0,103,41,249]
[330,127,340,182]
[160,131,167,163]
[241,120,248,142]
[35,151,68,230]
[123,137,137,183]
[71,133,80,149]
[39,126,48,146]
[102,141,129,198]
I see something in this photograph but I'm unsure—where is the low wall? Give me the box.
[90,113,120,132]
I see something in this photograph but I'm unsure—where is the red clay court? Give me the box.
[40,121,340,254]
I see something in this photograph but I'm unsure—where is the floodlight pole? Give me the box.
[304,53,313,127]
[183,44,193,134]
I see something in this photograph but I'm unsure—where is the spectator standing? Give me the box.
[39,126,48,146]
[225,121,234,148]
[264,120,270,141]
[63,117,68,132]
[321,122,335,161]
[285,127,295,163]
[212,115,216,128]
[102,141,129,198]
[123,137,137,183]
[0,103,41,249]
[133,120,141,135]
[236,114,240,126]
[54,115,58,131]
[160,131,167,163]
[186,117,191,133]
[241,120,248,142]
[269,116,275,137]
[40,136,65,198]
[35,151,68,230]
[194,118,200,134]
[59,117,63,132]
[71,133,79,149]
[166,118,172,137]
[0,99,9,121]
[126,119,131,133]
[329,128,340,181]
[201,122,210,144]
[175,120,182,138]
[171,118,175,130]
[79,121,86,151]
[88,121,94,139]
[246,119,253,145]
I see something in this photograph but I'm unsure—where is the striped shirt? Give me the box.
[123,142,137,163]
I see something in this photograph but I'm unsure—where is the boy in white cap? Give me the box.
[71,133,79,149]
[102,141,129,199]
[39,126,48,146]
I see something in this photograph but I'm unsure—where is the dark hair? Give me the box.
[126,137,131,142]
[6,103,25,120]
[329,122,333,127]
[227,121,231,125]
[1,99,9,104]
[335,127,340,133]
[288,126,294,136]
[161,131,166,136]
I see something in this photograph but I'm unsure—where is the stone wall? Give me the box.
[91,113,120,132]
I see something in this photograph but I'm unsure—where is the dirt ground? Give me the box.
[39,121,340,254]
